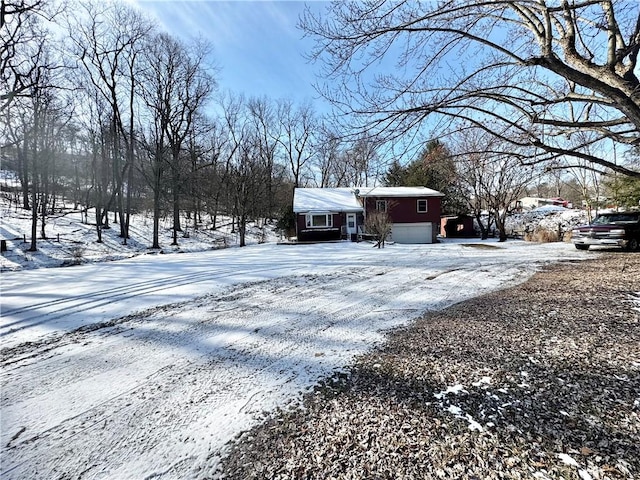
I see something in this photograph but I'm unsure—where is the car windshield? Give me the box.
[592,214,640,225]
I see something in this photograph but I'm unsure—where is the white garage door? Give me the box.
[391,222,433,244]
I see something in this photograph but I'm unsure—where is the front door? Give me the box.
[346,213,357,236]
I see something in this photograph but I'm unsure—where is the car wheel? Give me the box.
[575,244,589,250]
[628,238,639,251]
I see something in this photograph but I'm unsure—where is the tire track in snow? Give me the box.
[1,267,415,479]
[1,270,364,421]
[0,269,349,371]
[0,263,306,345]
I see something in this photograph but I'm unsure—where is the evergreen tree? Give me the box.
[604,150,640,209]
[383,159,407,186]
[383,140,466,215]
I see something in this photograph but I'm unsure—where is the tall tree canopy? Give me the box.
[0,0,60,112]
[301,0,640,178]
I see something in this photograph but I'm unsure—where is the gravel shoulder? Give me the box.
[218,253,640,479]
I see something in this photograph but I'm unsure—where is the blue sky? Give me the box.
[130,0,325,105]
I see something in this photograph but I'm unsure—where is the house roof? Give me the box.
[293,188,363,213]
[293,186,445,213]
[358,186,444,198]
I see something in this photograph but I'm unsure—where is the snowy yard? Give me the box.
[1,240,589,478]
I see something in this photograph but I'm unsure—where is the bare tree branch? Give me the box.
[301,0,640,177]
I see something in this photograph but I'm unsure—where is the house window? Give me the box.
[376,200,387,212]
[417,199,428,213]
[306,214,333,228]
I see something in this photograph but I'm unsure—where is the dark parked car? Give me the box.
[571,212,640,251]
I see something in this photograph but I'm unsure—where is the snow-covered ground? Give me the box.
[0,181,602,478]
[0,186,279,272]
[1,237,591,479]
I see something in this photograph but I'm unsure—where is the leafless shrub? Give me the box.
[365,211,392,248]
[69,246,86,264]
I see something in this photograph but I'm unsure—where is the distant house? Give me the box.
[292,186,444,244]
[515,196,570,211]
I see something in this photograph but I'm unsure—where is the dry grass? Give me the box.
[523,227,574,243]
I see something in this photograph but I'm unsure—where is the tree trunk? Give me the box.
[124,161,132,245]
[29,182,38,252]
[171,155,182,239]
[19,136,30,210]
[474,212,488,240]
[239,213,246,247]
[74,163,80,209]
[152,196,161,249]
[495,214,508,242]
[123,65,137,244]
[40,151,49,240]
[96,221,103,243]
[95,201,103,243]
[172,165,180,246]
[151,150,163,249]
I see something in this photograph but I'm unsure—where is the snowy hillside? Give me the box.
[0,189,280,272]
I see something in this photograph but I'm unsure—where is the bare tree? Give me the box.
[22,60,70,250]
[340,135,380,187]
[1,0,60,211]
[248,96,279,216]
[313,125,343,187]
[73,86,113,243]
[301,1,640,177]
[564,142,608,221]
[364,210,392,248]
[143,33,214,246]
[1,3,70,251]
[274,99,316,188]
[0,0,59,112]
[183,116,213,230]
[453,127,539,241]
[3,94,31,209]
[137,108,168,250]
[135,31,214,248]
[232,134,270,247]
[67,0,154,241]
[204,92,246,231]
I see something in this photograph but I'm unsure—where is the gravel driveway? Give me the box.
[218,253,640,479]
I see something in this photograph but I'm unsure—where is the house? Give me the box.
[292,188,363,242]
[515,196,570,212]
[292,186,444,244]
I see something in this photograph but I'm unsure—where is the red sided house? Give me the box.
[293,186,444,244]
